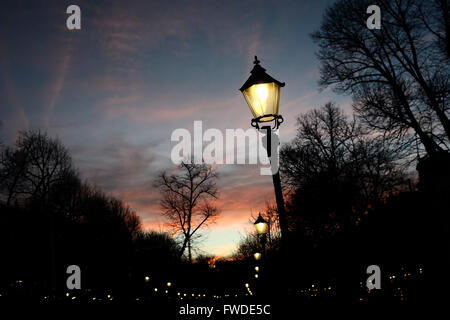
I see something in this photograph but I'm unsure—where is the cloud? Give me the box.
[71,134,160,193]
[45,41,73,128]
[0,47,29,143]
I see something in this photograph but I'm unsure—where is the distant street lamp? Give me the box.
[254,213,269,255]
[240,56,289,242]
[254,214,269,235]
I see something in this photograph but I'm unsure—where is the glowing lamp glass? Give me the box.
[255,221,268,235]
[242,82,280,122]
[254,214,269,235]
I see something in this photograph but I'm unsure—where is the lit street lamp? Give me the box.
[240,56,285,129]
[254,214,269,235]
[254,214,268,287]
[240,56,289,242]
[254,213,268,257]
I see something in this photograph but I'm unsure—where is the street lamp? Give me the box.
[240,56,289,242]
[254,213,268,255]
[254,214,269,235]
[240,56,285,129]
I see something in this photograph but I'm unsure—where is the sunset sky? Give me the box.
[0,0,351,256]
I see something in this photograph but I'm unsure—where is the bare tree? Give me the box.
[233,232,261,259]
[0,145,29,206]
[155,162,220,263]
[0,130,74,207]
[280,103,408,206]
[312,0,450,157]
[419,0,450,58]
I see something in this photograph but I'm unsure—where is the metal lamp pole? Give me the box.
[240,56,289,242]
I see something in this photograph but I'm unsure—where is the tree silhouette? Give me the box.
[0,130,74,207]
[419,0,450,58]
[155,162,220,263]
[0,130,145,297]
[312,0,450,157]
[281,103,408,206]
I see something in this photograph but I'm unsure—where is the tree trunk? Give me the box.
[188,239,192,263]
[179,235,188,260]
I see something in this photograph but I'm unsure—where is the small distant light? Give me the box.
[66,292,70,297]
[254,274,259,279]
[184,293,186,297]
[154,288,158,292]
[177,292,180,296]
[245,283,249,288]
[72,296,76,300]
[255,266,259,272]
[107,294,111,299]
[165,290,168,294]
[192,293,194,297]
[167,282,172,287]
[144,276,150,282]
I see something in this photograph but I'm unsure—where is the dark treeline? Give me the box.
[0,131,181,300]
[232,102,447,304]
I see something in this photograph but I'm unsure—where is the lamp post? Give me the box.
[253,213,269,294]
[240,56,288,242]
[254,213,269,255]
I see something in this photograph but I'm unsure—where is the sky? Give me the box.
[0,0,351,257]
